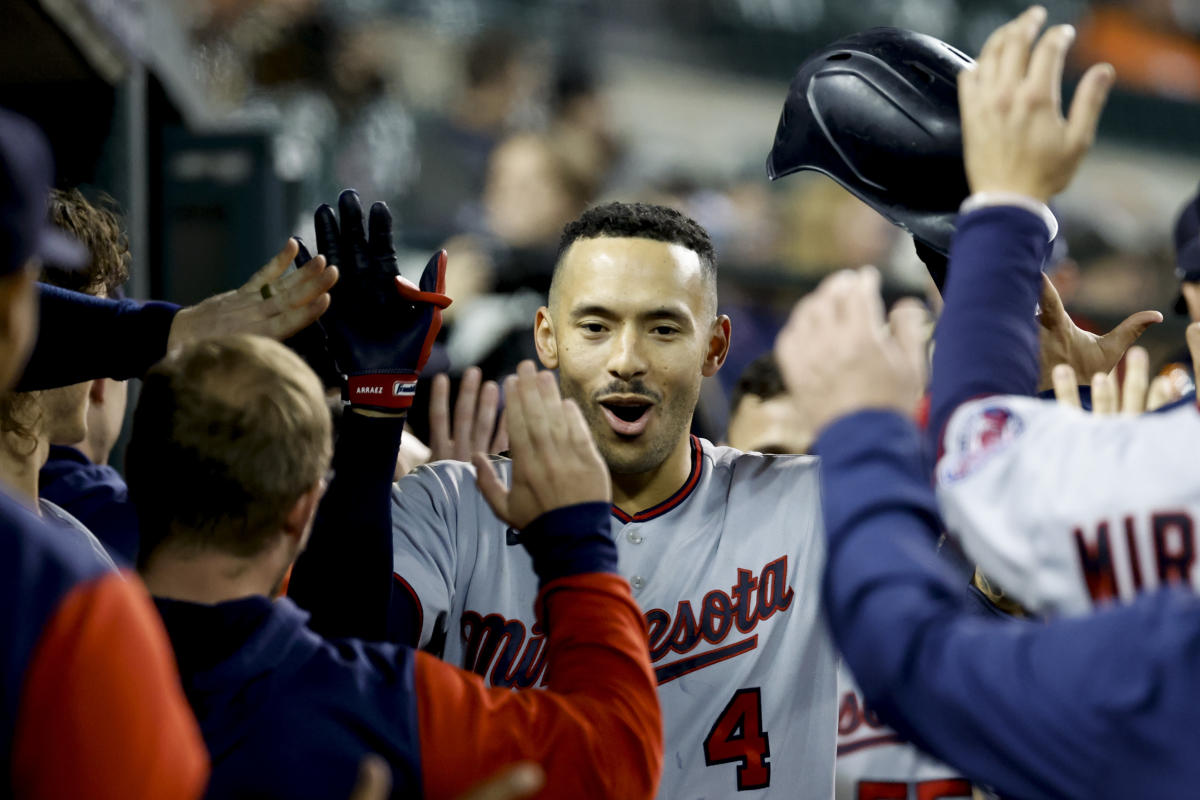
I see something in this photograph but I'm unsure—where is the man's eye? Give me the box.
[582,323,606,333]
[653,326,677,336]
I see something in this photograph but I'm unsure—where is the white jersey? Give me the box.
[393,436,837,799]
[835,664,970,800]
[936,395,1200,617]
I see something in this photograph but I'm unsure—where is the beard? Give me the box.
[558,372,697,476]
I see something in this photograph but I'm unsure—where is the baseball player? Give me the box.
[392,201,837,799]
[776,9,1200,798]
[725,354,971,800]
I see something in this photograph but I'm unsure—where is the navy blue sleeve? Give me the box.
[817,409,1200,798]
[288,411,405,642]
[927,207,1050,454]
[517,502,617,587]
[17,285,179,391]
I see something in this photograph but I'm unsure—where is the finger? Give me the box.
[273,252,328,298]
[429,373,453,460]
[1052,363,1081,408]
[472,452,510,524]
[501,374,531,462]
[851,266,885,331]
[420,249,448,295]
[338,189,366,263]
[1066,62,1115,157]
[1187,322,1200,381]
[515,361,552,452]
[534,370,569,448]
[473,380,501,457]
[1099,309,1163,364]
[997,6,1047,88]
[457,763,545,800]
[1146,375,1175,413]
[255,293,332,341]
[367,202,396,272]
[889,298,930,389]
[348,755,391,800]
[1092,371,1117,416]
[491,407,509,454]
[1182,282,1200,323]
[454,368,483,461]
[1025,24,1074,115]
[314,204,341,266]
[265,259,337,322]
[1121,346,1149,416]
[293,237,313,270]
[242,238,300,293]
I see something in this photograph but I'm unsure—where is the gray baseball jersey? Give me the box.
[835,664,971,800]
[392,435,837,799]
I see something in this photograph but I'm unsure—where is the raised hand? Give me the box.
[311,189,451,413]
[429,367,508,463]
[959,5,1115,202]
[472,360,609,531]
[167,238,338,350]
[1051,346,1180,413]
[454,764,544,800]
[775,267,928,435]
[1037,274,1161,392]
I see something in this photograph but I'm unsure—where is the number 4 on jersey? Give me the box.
[703,687,771,790]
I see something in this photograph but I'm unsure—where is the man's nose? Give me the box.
[607,327,648,381]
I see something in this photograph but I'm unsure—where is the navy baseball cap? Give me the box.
[0,108,87,275]
[1174,184,1200,315]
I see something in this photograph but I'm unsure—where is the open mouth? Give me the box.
[599,398,654,436]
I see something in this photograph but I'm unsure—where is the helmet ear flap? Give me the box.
[768,28,974,263]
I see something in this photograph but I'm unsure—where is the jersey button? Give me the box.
[630,575,646,591]
[626,530,644,544]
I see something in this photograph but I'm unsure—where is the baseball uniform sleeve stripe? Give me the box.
[612,435,703,523]
[12,571,208,800]
[415,572,661,799]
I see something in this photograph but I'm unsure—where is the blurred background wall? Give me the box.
[5,0,1200,438]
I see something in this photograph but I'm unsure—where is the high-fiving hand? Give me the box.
[308,189,452,413]
[959,5,1115,202]
[473,361,609,531]
[775,267,928,435]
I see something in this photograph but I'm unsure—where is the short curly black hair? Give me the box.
[729,352,787,415]
[552,201,717,311]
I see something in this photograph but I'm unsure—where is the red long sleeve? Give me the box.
[415,572,661,799]
[12,572,209,799]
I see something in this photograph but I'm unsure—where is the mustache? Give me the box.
[592,380,661,404]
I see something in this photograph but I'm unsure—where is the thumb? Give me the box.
[472,452,510,523]
[1038,274,1067,329]
[1100,309,1163,360]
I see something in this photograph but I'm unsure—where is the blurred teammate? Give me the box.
[392,201,837,799]
[37,189,139,564]
[0,107,208,799]
[781,9,1200,798]
[726,352,815,454]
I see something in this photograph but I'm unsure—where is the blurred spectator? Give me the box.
[397,28,536,249]
[38,190,140,566]
[1073,0,1200,100]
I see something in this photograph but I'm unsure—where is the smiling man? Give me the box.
[392,202,837,799]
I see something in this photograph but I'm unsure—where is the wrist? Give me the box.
[346,370,418,412]
[517,502,616,586]
[960,192,1058,241]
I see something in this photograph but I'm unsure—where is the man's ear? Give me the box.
[534,307,558,369]
[701,315,732,378]
[88,379,106,405]
[283,480,327,551]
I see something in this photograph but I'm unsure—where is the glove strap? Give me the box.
[347,371,418,411]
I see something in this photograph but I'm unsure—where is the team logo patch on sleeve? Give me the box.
[939,404,1024,483]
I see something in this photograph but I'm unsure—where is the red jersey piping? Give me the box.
[611,435,703,524]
